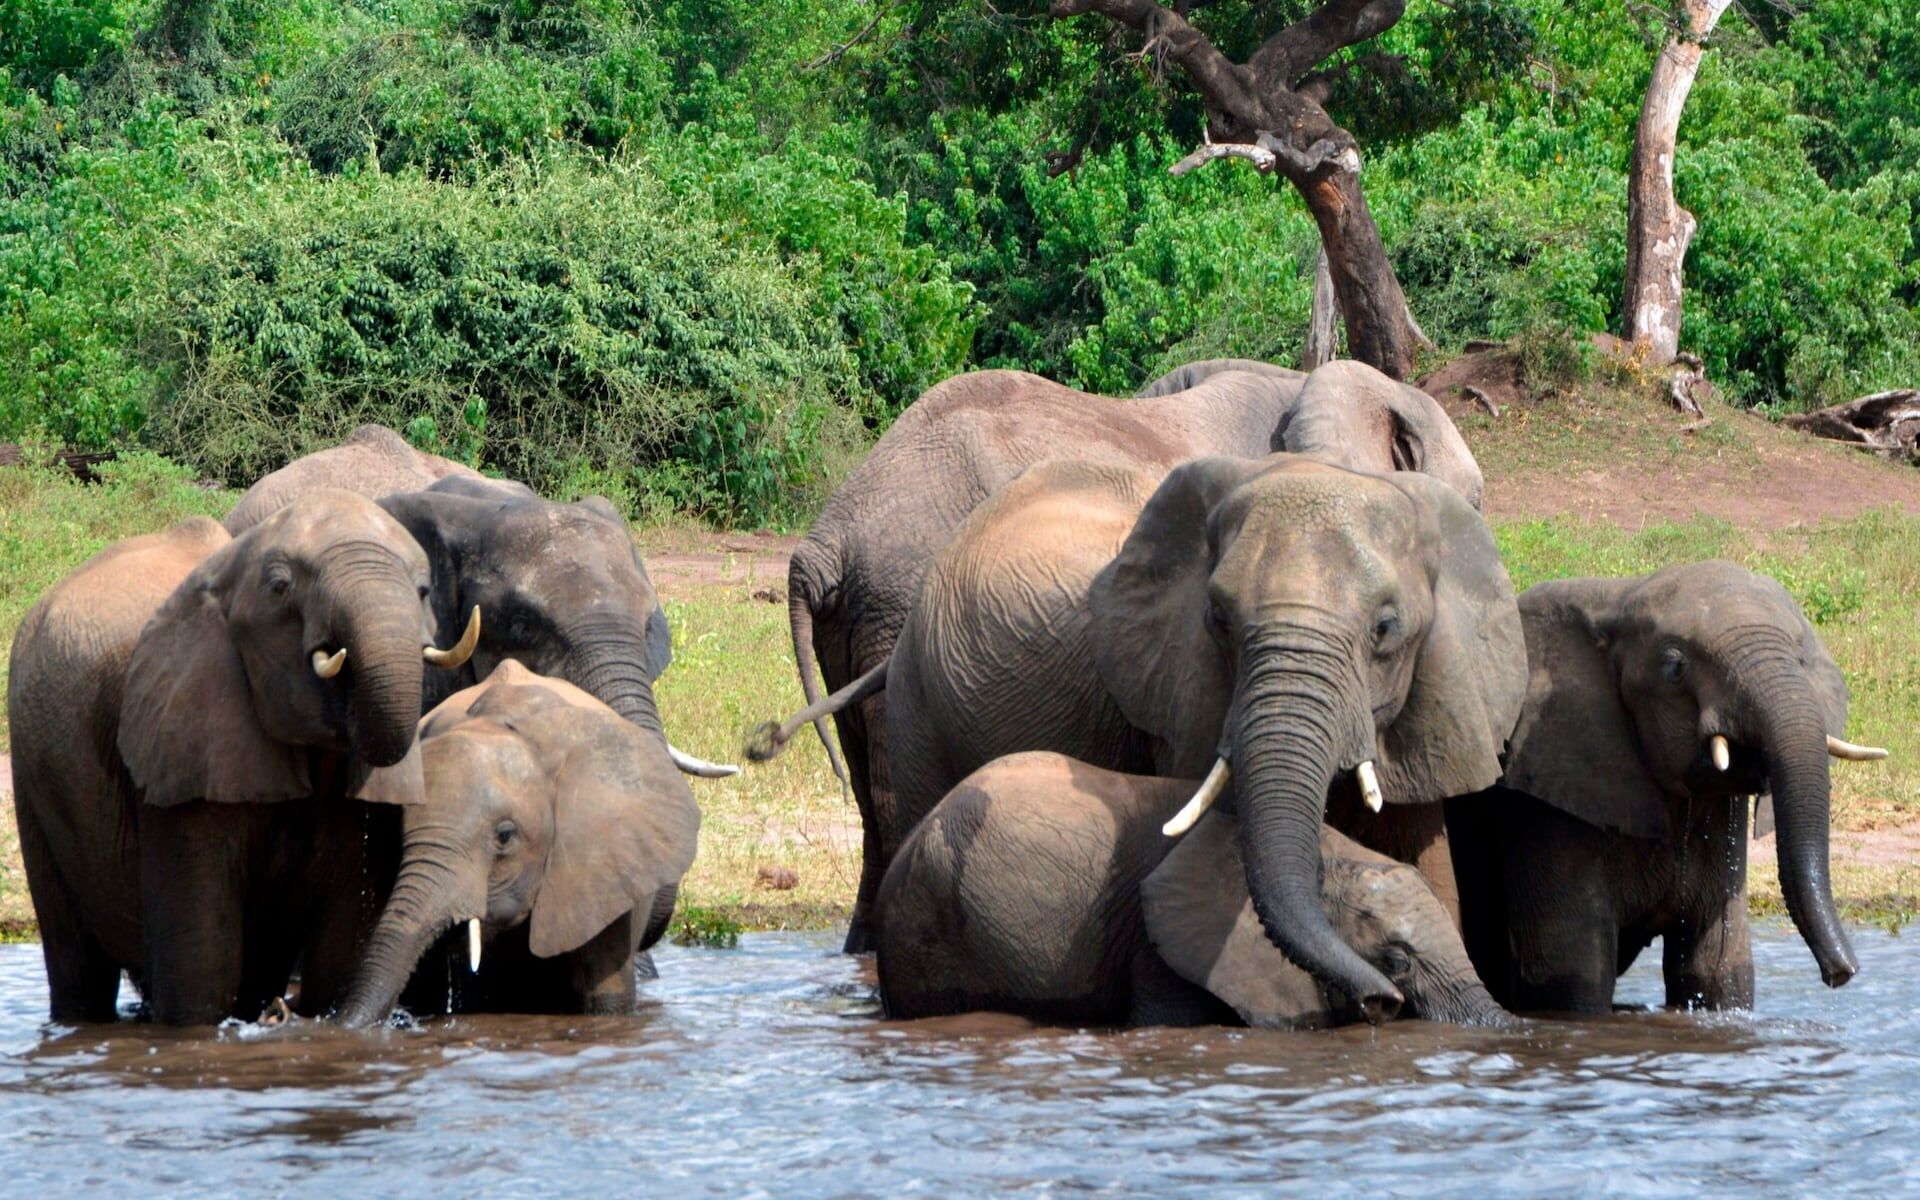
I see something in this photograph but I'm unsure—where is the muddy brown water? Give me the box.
[1,923,1915,1197]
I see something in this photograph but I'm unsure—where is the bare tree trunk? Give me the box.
[1304,245,1338,369]
[1623,0,1732,364]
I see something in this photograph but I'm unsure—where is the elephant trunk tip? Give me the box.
[1819,949,1858,989]
[1359,992,1404,1025]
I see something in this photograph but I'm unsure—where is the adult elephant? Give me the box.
[876,454,1525,1015]
[1445,562,1881,1013]
[336,662,698,1024]
[223,424,485,534]
[377,477,735,778]
[773,359,1482,951]
[877,752,1510,1028]
[8,491,472,1024]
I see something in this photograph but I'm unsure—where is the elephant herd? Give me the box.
[6,362,1889,1036]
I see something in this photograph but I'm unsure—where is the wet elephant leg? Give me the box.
[573,913,639,1015]
[1502,809,1621,1014]
[17,797,125,1022]
[138,801,251,1024]
[842,690,889,955]
[1126,948,1241,1028]
[289,801,398,1017]
[1664,808,1754,1010]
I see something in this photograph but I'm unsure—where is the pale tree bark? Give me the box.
[1055,0,1421,380]
[1304,246,1339,369]
[1623,0,1733,364]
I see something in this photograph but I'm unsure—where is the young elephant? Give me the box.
[1446,562,1884,1013]
[335,661,699,1024]
[9,492,465,1023]
[877,752,1508,1028]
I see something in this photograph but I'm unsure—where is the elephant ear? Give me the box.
[1372,471,1527,806]
[1141,813,1332,1028]
[346,744,425,807]
[1502,576,1670,839]
[119,560,312,807]
[528,711,700,957]
[1088,457,1275,777]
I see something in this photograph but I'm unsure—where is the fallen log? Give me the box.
[1781,390,1920,464]
[0,444,118,481]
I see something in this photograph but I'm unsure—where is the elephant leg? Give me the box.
[1126,949,1239,1028]
[138,802,248,1025]
[840,691,886,955]
[1664,890,1755,1010]
[1499,811,1621,1014]
[16,795,123,1022]
[572,913,638,1015]
[290,801,396,1017]
[1443,792,1510,998]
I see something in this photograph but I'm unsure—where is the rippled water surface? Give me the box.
[2,922,1916,1197]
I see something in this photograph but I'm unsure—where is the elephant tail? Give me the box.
[746,653,889,771]
[785,582,850,795]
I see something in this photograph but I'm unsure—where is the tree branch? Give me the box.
[1251,0,1407,88]
[1050,0,1257,124]
[1168,139,1278,175]
[799,6,892,72]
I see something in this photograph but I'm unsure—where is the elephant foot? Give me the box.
[841,920,877,956]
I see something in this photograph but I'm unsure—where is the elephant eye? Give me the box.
[1205,602,1229,637]
[1371,609,1403,649]
[1378,944,1413,978]
[265,566,293,597]
[1660,647,1688,685]
[493,820,518,854]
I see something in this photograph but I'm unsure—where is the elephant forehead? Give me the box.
[421,721,545,789]
[1217,477,1418,562]
[255,489,430,572]
[1623,562,1799,640]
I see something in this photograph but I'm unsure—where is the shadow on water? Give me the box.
[1,922,1916,1197]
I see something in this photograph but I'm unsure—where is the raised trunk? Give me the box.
[1755,695,1858,988]
[326,556,430,768]
[1233,631,1401,1017]
[1623,0,1732,363]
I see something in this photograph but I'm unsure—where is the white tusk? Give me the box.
[468,918,483,973]
[1827,734,1890,762]
[1710,734,1731,772]
[424,605,482,669]
[1357,760,1383,813]
[311,647,347,679]
[670,744,741,778]
[1163,758,1230,837]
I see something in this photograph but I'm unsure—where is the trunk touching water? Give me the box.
[327,550,429,768]
[1746,667,1857,987]
[1232,629,1402,1018]
[336,825,471,1027]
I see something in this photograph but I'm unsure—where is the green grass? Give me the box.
[3,458,1919,936]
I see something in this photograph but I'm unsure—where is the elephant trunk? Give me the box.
[336,820,476,1028]
[1234,628,1403,1019]
[1742,657,1857,987]
[566,615,666,734]
[326,550,429,768]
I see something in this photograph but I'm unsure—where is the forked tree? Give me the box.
[1050,0,1424,379]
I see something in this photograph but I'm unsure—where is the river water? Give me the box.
[0,922,1914,1197]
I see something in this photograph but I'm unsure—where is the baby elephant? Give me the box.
[876,752,1508,1029]
[336,661,699,1023]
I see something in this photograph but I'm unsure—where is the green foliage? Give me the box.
[672,904,742,948]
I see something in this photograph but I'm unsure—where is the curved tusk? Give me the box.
[1357,760,1384,813]
[1710,734,1731,772]
[311,647,347,679]
[468,918,483,973]
[1827,734,1890,762]
[424,606,482,670]
[670,744,741,778]
[1163,758,1230,837]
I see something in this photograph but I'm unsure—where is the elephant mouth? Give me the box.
[1685,737,1770,798]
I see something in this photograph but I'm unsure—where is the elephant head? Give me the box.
[1088,455,1526,1016]
[1143,815,1510,1027]
[335,661,699,1026]
[1279,361,1484,511]
[1504,561,1871,988]
[379,478,732,777]
[118,489,467,805]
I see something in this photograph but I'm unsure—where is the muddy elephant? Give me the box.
[377,476,734,778]
[336,662,698,1024]
[8,491,474,1024]
[868,454,1525,1015]
[223,424,486,534]
[772,360,1482,951]
[877,752,1510,1028]
[1445,562,1881,1013]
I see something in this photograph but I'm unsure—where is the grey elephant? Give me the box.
[1445,562,1882,1013]
[877,752,1510,1028]
[8,491,475,1024]
[859,453,1526,1016]
[771,359,1482,951]
[335,662,698,1024]
[376,476,735,778]
[223,424,486,534]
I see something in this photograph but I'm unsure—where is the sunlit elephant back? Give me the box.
[223,425,487,535]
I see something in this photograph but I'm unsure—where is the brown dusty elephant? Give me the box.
[876,752,1510,1029]
[867,454,1525,1016]
[7,491,474,1024]
[377,476,735,778]
[1445,562,1881,1013]
[769,359,1483,951]
[222,424,487,534]
[335,661,698,1024]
